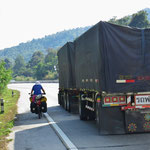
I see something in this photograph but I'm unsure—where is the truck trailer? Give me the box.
[58,42,79,113]
[58,21,150,134]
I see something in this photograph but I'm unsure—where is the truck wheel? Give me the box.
[79,94,87,120]
[63,93,67,110]
[61,94,65,108]
[58,93,61,105]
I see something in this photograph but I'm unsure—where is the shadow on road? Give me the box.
[14,122,66,150]
[13,104,150,150]
[47,105,99,135]
[12,106,66,150]
[46,105,150,150]
[15,111,46,126]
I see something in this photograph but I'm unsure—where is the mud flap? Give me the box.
[70,96,79,114]
[99,106,126,134]
[125,109,150,133]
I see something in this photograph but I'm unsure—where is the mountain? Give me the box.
[0,26,91,62]
[0,8,150,62]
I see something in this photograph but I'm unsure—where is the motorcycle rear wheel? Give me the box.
[38,111,42,119]
[37,106,42,119]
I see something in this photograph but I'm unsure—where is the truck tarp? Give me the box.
[58,42,75,89]
[75,21,150,93]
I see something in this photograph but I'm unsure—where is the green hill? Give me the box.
[0,8,150,62]
[0,27,91,62]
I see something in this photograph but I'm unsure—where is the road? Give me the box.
[7,83,66,150]
[8,83,150,150]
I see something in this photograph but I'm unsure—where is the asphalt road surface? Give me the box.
[8,83,150,150]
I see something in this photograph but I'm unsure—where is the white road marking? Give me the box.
[44,113,78,150]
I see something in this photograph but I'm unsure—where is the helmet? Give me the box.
[35,81,41,85]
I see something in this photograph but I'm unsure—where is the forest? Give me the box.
[6,49,58,81]
[1,10,150,81]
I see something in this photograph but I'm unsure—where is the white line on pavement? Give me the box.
[44,113,78,150]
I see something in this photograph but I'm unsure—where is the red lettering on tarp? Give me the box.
[137,76,144,80]
[145,76,150,80]
[137,76,150,81]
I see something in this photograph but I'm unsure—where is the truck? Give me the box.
[58,21,150,134]
[58,42,79,113]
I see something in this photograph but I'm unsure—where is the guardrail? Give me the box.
[10,80,59,84]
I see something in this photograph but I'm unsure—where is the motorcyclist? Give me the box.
[30,81,46,113]
[31,81,46,97]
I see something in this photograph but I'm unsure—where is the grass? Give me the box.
[0,88,20,150]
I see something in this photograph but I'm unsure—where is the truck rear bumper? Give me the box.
[99,105,150,134]
[125,109,150,133]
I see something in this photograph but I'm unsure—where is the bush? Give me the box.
[44,71,58,80]
[14,76,35,81]
[0,61,12,94]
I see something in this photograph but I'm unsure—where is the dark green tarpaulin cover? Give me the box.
[58,42,75,89]
[75,21,150,93]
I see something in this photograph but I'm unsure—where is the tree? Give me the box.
[34,63,48,80]
[28,51,44,68]
[129,11,150,28]
[45,49,58,72]
[0,61,12,94]
[109,16,131,26]
[13,55,26,76]
[45,49,57,63]
[4,58,12,69]
[117,16,131,26]
[22,68,34,77]
[108,16,117,24]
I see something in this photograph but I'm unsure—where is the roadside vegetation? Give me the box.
[0,60,19,150]
[4,49,58,81]
[0,89,20,150]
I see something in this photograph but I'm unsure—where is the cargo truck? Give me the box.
[58,42,79,113]
[58,21,150,134]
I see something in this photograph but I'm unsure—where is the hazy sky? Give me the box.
[0,0,150,49]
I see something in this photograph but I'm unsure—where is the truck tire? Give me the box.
[58,93,61,105]
[79,94,87,120]
[61,94,65,108]
[63,93,67,110]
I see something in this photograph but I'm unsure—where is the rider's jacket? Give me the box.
[32,84,43,95]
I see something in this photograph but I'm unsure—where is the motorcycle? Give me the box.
[29,93,47,119]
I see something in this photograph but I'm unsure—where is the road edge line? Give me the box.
[44,112,78,150]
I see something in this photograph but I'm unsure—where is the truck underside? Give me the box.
[58,89,150,134]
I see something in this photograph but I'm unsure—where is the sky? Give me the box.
[0,0,150,50]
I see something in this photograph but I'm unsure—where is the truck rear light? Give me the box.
[112,97,118,102]
[126,80,135,83]
[119,96,126,102]
[104,97,111,103]
[116,79,135,83]
[103,96,126,107]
